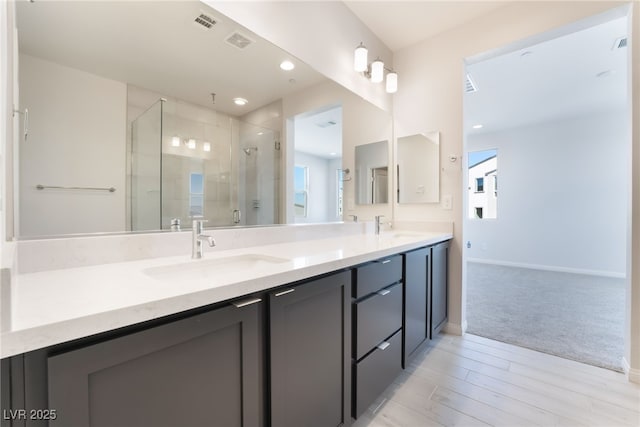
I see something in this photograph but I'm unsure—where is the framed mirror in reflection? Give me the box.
[355,140,389,205]
[396,132,440,204]
[15,0,328,237]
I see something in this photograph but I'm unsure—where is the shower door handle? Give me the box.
[233,209,241,224]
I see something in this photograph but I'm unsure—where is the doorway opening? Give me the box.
[289,104,343,223]
[463,10,629,371]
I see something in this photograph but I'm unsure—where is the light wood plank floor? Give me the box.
[353,333,640,427]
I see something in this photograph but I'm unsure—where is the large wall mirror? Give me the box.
[14,0,336,237]
[396,132,440,204]
[355,140,389,205]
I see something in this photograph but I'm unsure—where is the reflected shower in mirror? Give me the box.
[130,95,281,232]
[15,0,324,237]
[397,132,440,204]
[467,148,498,219]
[355,140,389,205]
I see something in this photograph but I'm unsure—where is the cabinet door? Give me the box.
[47,301,263,427]
[404,247,430,365]
[270,271,351,427]
[431,241,450,337]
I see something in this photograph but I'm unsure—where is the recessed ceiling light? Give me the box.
[257,131,264,136]
[472,124,483,129]
[280,60,295,71]
[233,97,248,106]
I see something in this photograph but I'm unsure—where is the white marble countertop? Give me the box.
[1,231,451,358]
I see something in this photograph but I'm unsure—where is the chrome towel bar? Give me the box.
[36,184,116,192]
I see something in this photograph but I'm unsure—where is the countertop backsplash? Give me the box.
[15,222,370,274]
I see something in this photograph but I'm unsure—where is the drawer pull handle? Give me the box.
[377,289,391,296]
[274,288,295,297]
[377,341,391,351]
[232,297,262,308]
[381,259,391,264]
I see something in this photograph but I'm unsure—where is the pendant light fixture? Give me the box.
[385,70,398,94]
[354,42,398,93]
[370,58,384,83]
[354,42,368,72]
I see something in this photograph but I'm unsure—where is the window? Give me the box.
[468,148,498,219]
[189,173,204,217]
[294,165,308,217]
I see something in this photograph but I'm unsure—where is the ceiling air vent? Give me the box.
[194,12,217,29]
[225,31,255,50]
[316,120,337,128]
[613,37,627,49]
[465,74,478,93]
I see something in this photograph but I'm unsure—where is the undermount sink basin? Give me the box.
[385,232,424,239]
[144,254,290,283]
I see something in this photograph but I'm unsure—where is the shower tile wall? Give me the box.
[161,100,235,229]
[129,85,282,230]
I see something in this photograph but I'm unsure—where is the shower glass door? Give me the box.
[238,122,280,225]
[131,100,162,231]
[160,100,234,229]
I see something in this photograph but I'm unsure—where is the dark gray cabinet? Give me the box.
[403,247,431,366]
[352,259,403,418]
[15,299,264,427]
[269,270,351,427]
[431,241,450,337]
[1,239,452,427]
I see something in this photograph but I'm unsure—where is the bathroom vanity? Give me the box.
[1,231,451,427]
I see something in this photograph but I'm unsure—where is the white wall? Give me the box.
[18,54,126,237]
[626,2,640,382]
[392,1,634,340]
[294,151,336,223]
[466,111,627,277]
[1,0,10,250]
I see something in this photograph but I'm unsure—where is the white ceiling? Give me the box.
[465,15,628,133]
[294,105,343,159]
[344,1,507,51]
[17,1,628,136]
[16,0,326,116]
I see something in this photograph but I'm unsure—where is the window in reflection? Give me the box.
[294,165,309,217]
[189,173,204,217]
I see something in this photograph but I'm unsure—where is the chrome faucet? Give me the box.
[375,215,385,235]
[192,219,216,259]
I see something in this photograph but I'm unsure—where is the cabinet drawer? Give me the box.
[354,330,402,418]
[354,255,402,298]
[354,282,402,360]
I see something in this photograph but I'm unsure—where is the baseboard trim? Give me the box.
[443,321,466,336]
[622,357,640,383]
[467,257,625,279]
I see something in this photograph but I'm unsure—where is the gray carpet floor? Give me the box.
[466,262,625,372]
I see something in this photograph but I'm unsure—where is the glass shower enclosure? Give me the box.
[130,98,280,231]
